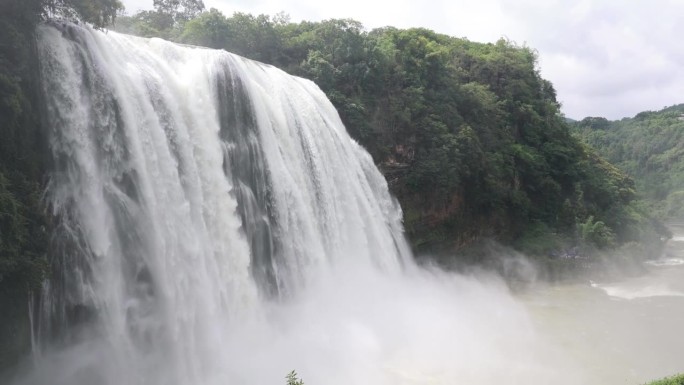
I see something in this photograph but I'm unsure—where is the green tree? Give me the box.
[286,371,304,385]
[179,8,230,48]
[154,0,205,24]
[116,10,175,37]
[44,0,123,28]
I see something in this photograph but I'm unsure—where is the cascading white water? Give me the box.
[16,22,600,385]
[28,21,414,385]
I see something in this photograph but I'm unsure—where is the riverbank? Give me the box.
[417,235,668,291]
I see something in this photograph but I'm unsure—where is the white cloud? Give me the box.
[120,0,684,120]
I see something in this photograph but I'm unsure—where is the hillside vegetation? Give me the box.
[1,0,50,370]
[572,104,684,219]
[0,0,125,371]
[116,5,665,256]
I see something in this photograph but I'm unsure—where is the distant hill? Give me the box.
[571,104,684,218]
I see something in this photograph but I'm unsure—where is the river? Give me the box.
[522,226,684,384]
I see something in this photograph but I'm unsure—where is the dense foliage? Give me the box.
[0,0,49,370]
[0,0,124,371]
[572,104,684,219]
[43,0,124,28]
[114,8,665,256]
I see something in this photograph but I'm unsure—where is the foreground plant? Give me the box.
[286,370,304,385]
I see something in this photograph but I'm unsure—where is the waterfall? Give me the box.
[18,22,585,385]
[28,22,410,385]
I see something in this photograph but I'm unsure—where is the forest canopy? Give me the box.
[572,104,684,219]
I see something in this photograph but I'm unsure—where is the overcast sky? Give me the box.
[121,0,684,120]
